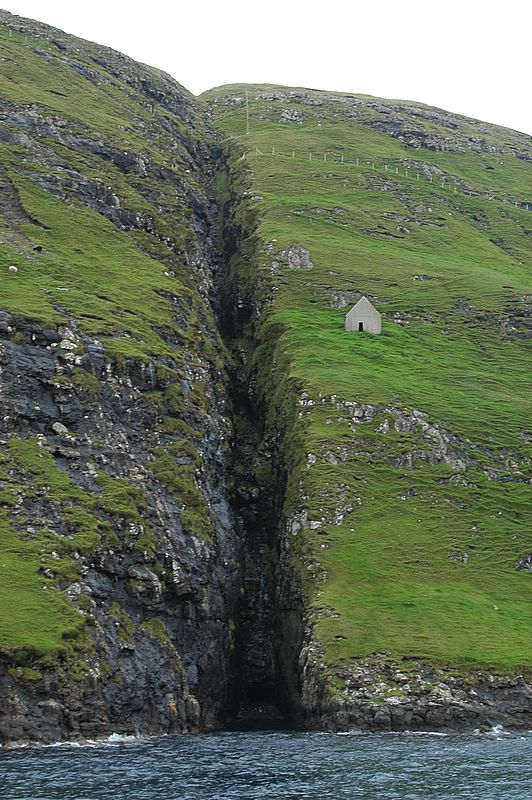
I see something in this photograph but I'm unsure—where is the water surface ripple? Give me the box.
[1,730,531,799]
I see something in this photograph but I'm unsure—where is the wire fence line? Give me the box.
[227,138,531,211]
[2,27,528,210]
[2,27,529,211]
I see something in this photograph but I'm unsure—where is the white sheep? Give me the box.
[8,265,18,275]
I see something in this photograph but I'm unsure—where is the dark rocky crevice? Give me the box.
[225,385,289,729]
[0,32,304,737]
[211,145,295,729]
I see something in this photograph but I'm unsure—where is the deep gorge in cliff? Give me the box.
[0,9,531,745]
[212,148,295,728]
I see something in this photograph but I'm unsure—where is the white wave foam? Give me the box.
[472,724,525,738]
[1,732,159,750]
[44,741,83,748]
[489,724,512,738]
[106,733,144,745]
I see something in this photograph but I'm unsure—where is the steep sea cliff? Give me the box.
[0,11,531,744]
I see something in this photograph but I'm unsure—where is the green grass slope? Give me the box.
[206,85,532,673]
[0,15,220,664]
[0,21,208,363]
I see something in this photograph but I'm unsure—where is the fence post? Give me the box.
[356,157,359,166]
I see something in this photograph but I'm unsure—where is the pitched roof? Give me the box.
[345,296,380,317]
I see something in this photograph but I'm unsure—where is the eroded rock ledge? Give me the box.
[1,11,531,744]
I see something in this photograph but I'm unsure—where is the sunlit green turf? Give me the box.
[0,32,216,661]
[207,85,532,671]
[0,169,193,360]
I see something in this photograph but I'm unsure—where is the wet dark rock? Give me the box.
[0,12,241,742]
[1,9,531,743]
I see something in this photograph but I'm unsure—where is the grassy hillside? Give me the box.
[0,17,221,667]
[0,24,209,363]
[206,85,532,673]
[0,8,531,733]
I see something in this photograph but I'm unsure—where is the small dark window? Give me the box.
[358,322,364,332]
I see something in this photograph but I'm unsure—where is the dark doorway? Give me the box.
[358,322,364,331]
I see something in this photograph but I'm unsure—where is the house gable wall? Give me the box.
[345,297,382,333]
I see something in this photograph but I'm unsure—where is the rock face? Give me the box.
[273,245,314,271]
[0,10,241,743]
[0,312,239,742]
[292,643,532,732]
[0,12,531,744]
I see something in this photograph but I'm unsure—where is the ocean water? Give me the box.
[1,729,531,800]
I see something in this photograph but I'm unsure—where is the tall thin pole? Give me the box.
[245,89,250,135]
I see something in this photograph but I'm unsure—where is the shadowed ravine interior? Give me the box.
[0,9,531,745]
[214,155,292,728]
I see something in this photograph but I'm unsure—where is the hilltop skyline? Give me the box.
[1,0,531,135]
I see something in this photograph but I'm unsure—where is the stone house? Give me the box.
[345,296,381,334]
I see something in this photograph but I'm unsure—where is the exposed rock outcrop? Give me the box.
[1,12,531,744]
[0,10,241,744]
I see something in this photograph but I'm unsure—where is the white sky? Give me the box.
[2,0,531,134]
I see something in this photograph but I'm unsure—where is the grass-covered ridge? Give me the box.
[0,4,530,698]
[0,21,210,362]
[0,17,224,667]
[207,84,532,673]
